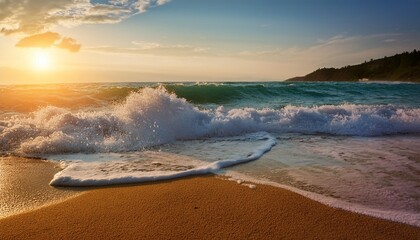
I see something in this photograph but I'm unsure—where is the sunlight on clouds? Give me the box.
[0,0,170,56]
[0,0,171,35]
[0,0,173,74]
[86,41,209,56]
[15,31,81,53]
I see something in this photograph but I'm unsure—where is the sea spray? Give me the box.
[1,87,420,155]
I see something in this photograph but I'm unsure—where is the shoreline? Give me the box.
[0,157,83,219]
[1,175,419,239]
[225,171,420,227]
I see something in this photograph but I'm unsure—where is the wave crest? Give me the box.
[1,87,419,155]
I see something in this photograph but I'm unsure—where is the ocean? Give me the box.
[1,81,419,225]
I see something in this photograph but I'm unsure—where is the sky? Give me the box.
[0,0,420,83]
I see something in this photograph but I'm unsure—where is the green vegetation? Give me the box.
[287,50,420,82]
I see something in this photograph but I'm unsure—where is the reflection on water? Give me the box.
[0,83,138,114]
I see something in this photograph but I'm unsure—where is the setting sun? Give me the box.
[33,50,51,70]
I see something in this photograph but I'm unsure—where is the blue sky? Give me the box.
[80,0,420,46]
[0,0,419,82]
[120,0,420,42]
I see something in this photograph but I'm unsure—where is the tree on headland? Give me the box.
[287,50,420,82]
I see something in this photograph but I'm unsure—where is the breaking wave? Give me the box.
[1,87,419,155]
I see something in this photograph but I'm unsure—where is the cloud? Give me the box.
[132,41,208,53]
[86,41,209,56]
[56,37,82,52]
[383,38,396,43]
[0,0,170,35]
[1,0,169,53]
[238,34,411,61]
[15,32,61,48]
[15,31,81,52]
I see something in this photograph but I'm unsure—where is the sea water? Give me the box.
[0,82,419,225]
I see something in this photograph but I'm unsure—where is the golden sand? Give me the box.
[0,157,81,218]
[0,176,419,239]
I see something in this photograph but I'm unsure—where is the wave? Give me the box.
[1,87,419,155]
[1,82,419,114]
[49,132,276,186]
[165,83,277,104]
[156,82,420,105]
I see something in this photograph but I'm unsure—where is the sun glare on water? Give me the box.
[33,50,52,71]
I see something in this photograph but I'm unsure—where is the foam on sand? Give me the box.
[49,132,276,186]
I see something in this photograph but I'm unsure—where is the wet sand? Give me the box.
[0,175,419,239]
[0,157,82,218]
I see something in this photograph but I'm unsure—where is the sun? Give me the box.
[33,50,52,71]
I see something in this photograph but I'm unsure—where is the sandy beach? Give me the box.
[0,171,419,239]
[0,157,81,218]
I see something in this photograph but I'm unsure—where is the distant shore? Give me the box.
[286,50,420,82]
[0,165,419,239]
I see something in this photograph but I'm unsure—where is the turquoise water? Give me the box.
[0,81,419,225]
[3,81,418,111]
[167,82,420,108]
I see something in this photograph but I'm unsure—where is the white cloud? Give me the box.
[134,0,171,12]
[87,40,209,56]
[0,0,170,35]
[131,41,163,49]
[383,38,396,43]
[132,41,209,52]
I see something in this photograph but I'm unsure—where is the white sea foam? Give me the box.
[49,132,276,186]
[0,87,419,155]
